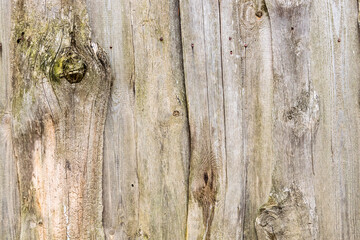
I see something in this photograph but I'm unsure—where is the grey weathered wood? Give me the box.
[179,0,274,239]
[87,0,190,239]
[255,1,320,239]
[1,1,20,239]
[310,1,360,239]
[220,1,274,239]
[10,0,112,239]
[179,0,227,238]
[86,1,140,239]
[0,0,359,239]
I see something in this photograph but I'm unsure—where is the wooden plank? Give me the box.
[1,0,359,239]
[87,0,190,239]
[130,0,190,238]
[10,0,112,238]
[0,0,20,239]
[86,1,140,239]
[180,0,274,239]
[255,0,321,239]
[219,1,274,239]
[179,0,227,239]
[311,0,360,239]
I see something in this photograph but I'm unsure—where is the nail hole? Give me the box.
[173,110,180,117]
[110,46,113,49]
[131,184,134,187]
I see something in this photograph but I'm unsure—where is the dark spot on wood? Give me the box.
[131,184,134,187]
[52,47,87,83]
[96,49,109,68]
[291,27,294,30]
[21,32,25,36]
[229,37,232,40]
[255,11,263,18]
[244,43,248,48]
[261,2,268,14]
[204,172,208,185]
[193,147,218,240]
[66,160,71,170]
[230,51,233,55]
[191,43,194,48]
[110,46,112,49]
[337,38,341,42]
[70,31,76,45]
[159,37,164,41]
[0,42,2,51]
[17,38,21,44]
[173,110,180,116]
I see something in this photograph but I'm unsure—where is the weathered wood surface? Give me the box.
[0,0,20,239]
[0,0,359,239]
[87,0,190,239]
[6,0,112,239]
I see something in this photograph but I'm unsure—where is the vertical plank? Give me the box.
[219,1,273,239]
[11,0,112,238]
[179,0,227,239]
[311,0,360,239]
[131,0,189,238]
[86,1,139,239]
[256,0,320,239]
[0,0,20,239]
[87,0,190,239]
[180,0,273,239]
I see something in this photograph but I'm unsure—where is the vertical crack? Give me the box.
[177,0,192,238]
[129,1,141,232]
[217,0,228,229]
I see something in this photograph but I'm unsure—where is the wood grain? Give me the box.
[0,0,359,239]
[0,0,20,239]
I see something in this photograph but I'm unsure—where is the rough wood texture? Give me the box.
[0,0,20,239]
[10,0,112,239]
[310,1,360,239]
[255,0,319,239]
[0,0,359,239]
[87,0,190,239]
